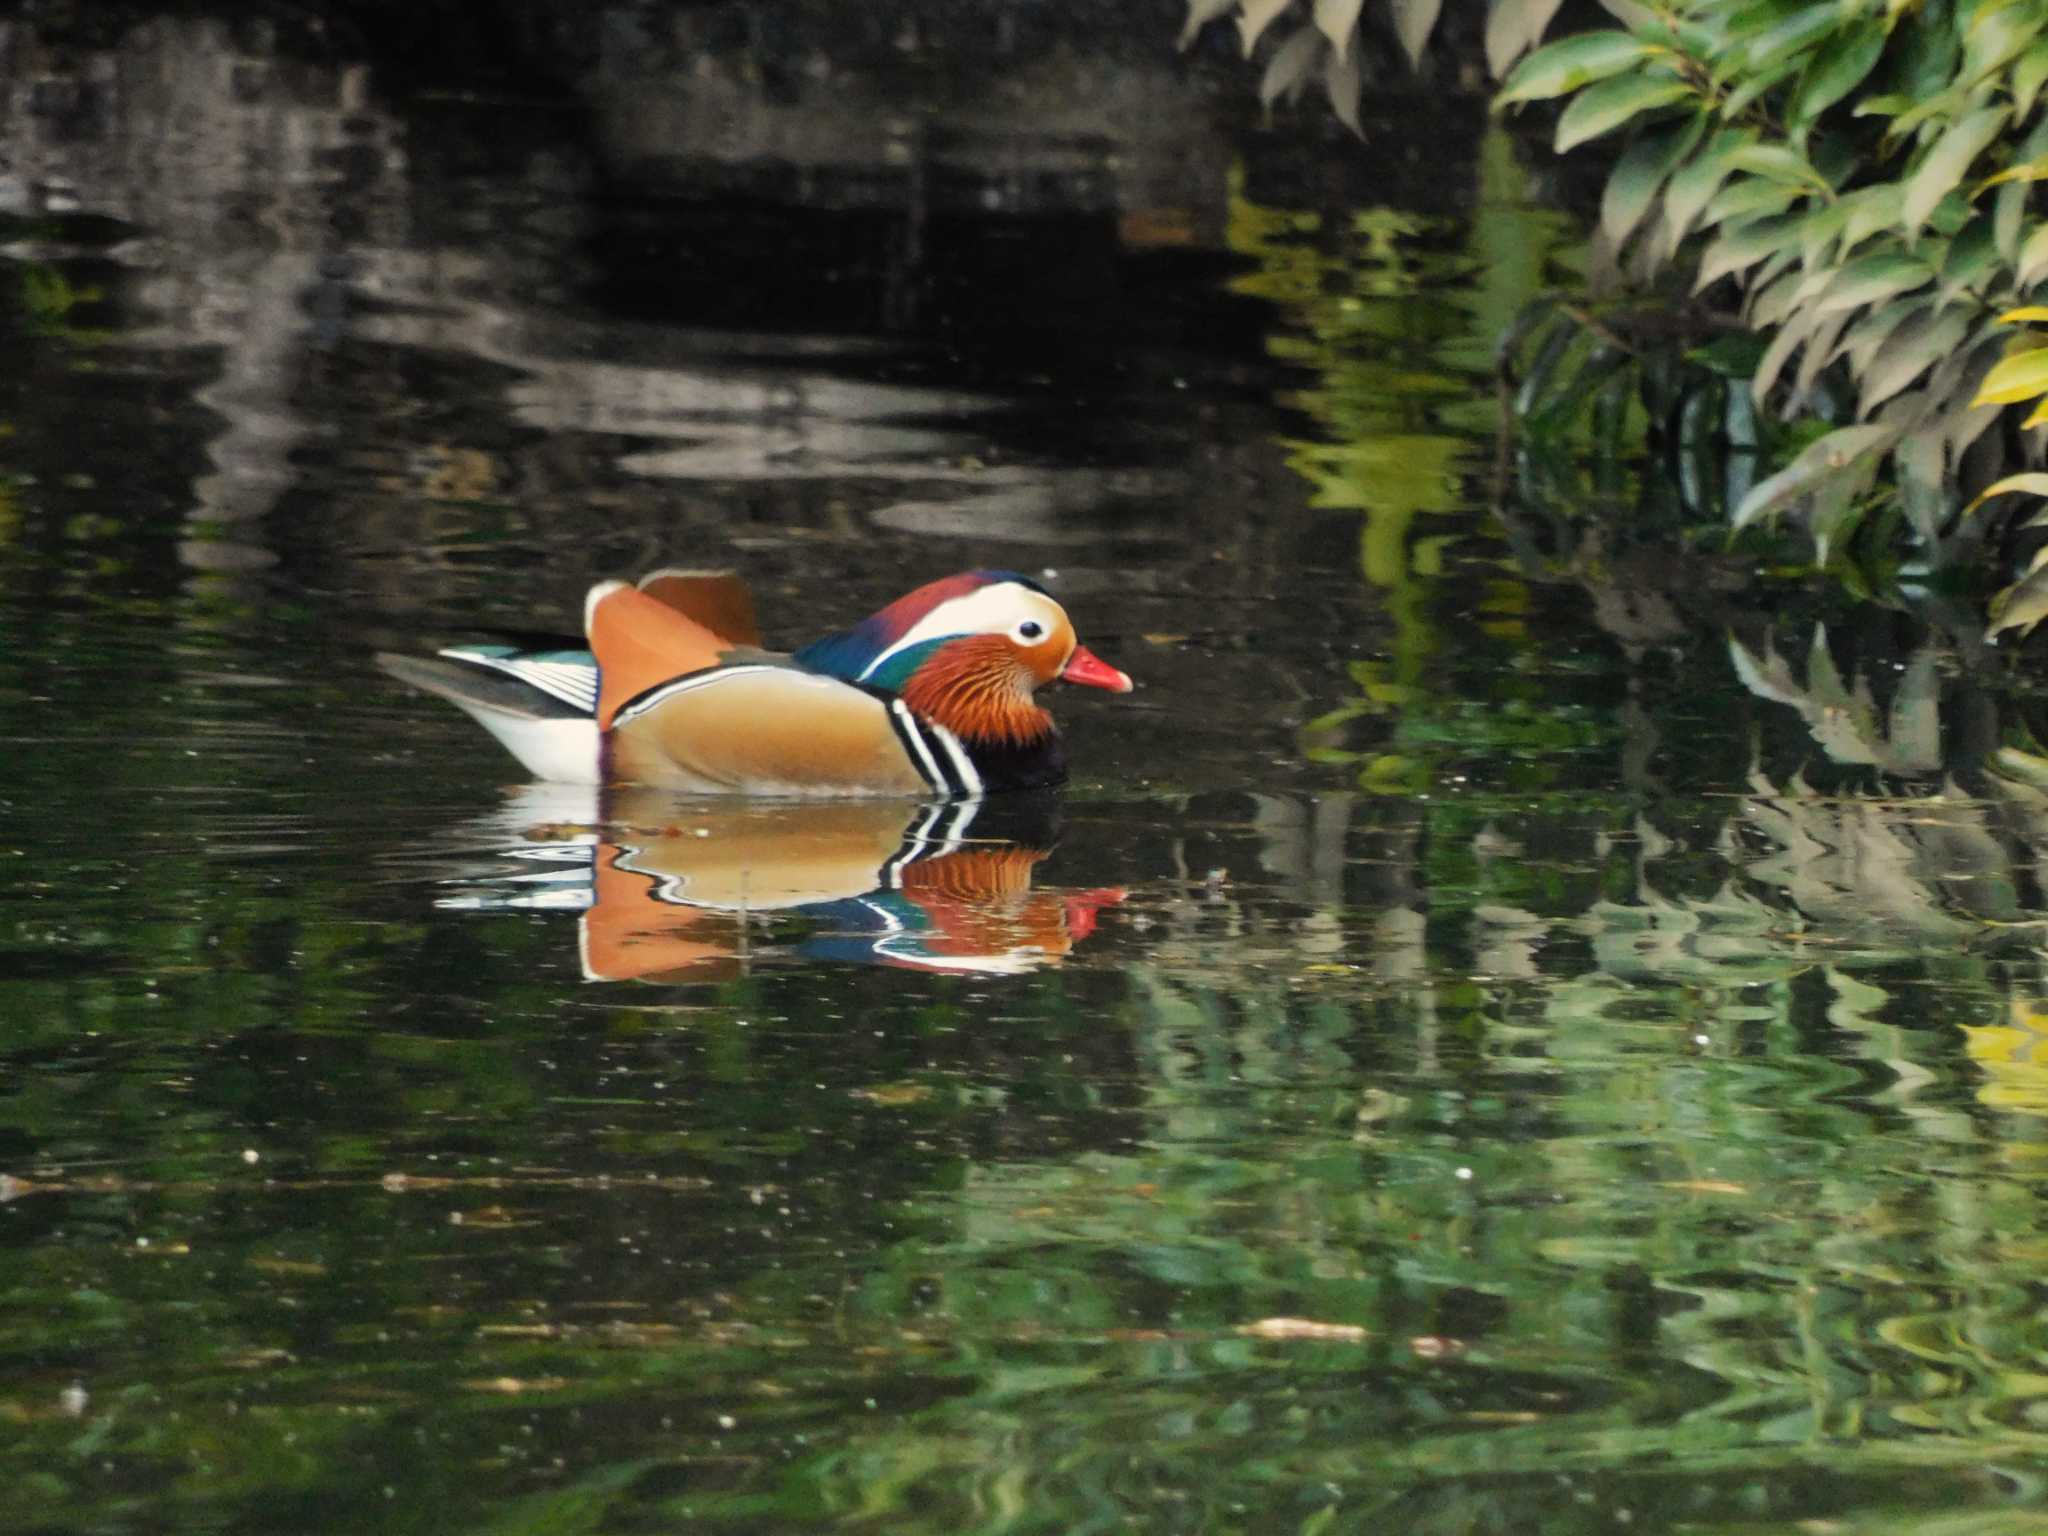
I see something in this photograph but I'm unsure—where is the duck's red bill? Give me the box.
[1060,645,1133,693]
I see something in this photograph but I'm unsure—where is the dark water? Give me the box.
[6,13,2048,1535]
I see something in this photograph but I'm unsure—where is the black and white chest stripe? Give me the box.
[883,699,983,797]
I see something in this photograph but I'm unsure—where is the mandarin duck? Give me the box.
[377,569,1131,795]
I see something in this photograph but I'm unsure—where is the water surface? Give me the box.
[5,13,2048,1535]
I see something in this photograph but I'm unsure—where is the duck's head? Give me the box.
[795,570,1132,744]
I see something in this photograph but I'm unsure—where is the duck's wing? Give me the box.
[604,663,943,795]
[375,651,600,783]
[634,568,763,647]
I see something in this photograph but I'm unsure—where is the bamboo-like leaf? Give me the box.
[1484,0,1566,78]
[2015,38,2048,118]
[1239,0,1295,56]
[1752,306,1820,403]
[1738,6,1839,76]
[1834,184,1903,257]
[2028,395,2048,427]
[1963,471,2048,516]
[1602,114,1707,246]
[1792,22,1887,125]
[1972,345,2048,406]
[1996,176,2029,266]
[1180,0,1242,49]
[1999,307,2048,325]
[1324,35,1364,132]
[1797,310,1856,394]
[1808,463,1874,568]
[1748,268,1805,329]
[1887,84,1967,146]
[1723,143,1832,191]
[1994,123,2048,264]
[1978,154,2048,193]
[1894,426,1948,542]
[1695,214,1800,292]
[1723,52,1818,122]
[1662,130,1759,244]
[2019,222,2048,289]
[1859,308,1970,415]
[1988,562,2048,638]
[1938,215,1998,303]
[1313,0,1364,54]
[1797,199,1853,269]
[1261,25,1324,104]
[1388,0,1442,69]
[1732,424,1900,530]
[1701,176,1804,229]
[1555,72,1693,152]
[1498,29,1657,105]
[1843,296,1916,378]
[1599,0,1658,25]
[1964,0,2037,80]
[1812,252,1934,315]
[1902,105,2010,239]
[1838,297,1925,377]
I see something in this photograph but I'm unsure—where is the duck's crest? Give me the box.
[794,569,1044,685]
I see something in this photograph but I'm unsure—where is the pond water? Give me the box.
[6,12,2048,1535]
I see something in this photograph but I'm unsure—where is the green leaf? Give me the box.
[1554,72,1694,152]
[1602,114,1708,246]
[1497,29,1658,105]
[1702,176,1805,228]
[1792,22,1887,126]
[1689,332,1770,378]
[1964,0,2038,81]
[1812,252,1935,314]
[1695,214,1800,292]
[1939,214,1999,302]
[1989,563,2048,638]
[1858,307,1970,415]
[1902,105,2011,238]
[1723,51,1820,122]
[2015,38,2048,118]
[1663,130,1759,244]
[1797,198,1854,269]
[1835,184,1904,256]
[1388,0,1443,69]
[1963,471,2048,516]
[1838,297,1925,378]
[1732,424,1900,530]
[1737,6,1839,76]
[1978,153,2048,193]
[1313,0,1364,54]
[1722,143,1831,190]
[1484,0,1566,77]
[2019,222,2048,289]
[1751,305,1822,403]
[1972,344,2048,406]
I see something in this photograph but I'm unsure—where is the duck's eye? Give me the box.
[1015,620,1046,643]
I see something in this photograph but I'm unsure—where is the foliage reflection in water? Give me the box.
[9,11,2048,1536]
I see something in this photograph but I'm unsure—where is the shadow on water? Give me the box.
[11,8,2048,1535]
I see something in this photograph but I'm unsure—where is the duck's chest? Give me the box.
[884,703,1067,795]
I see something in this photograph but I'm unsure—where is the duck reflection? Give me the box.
[442,786,1121,982]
